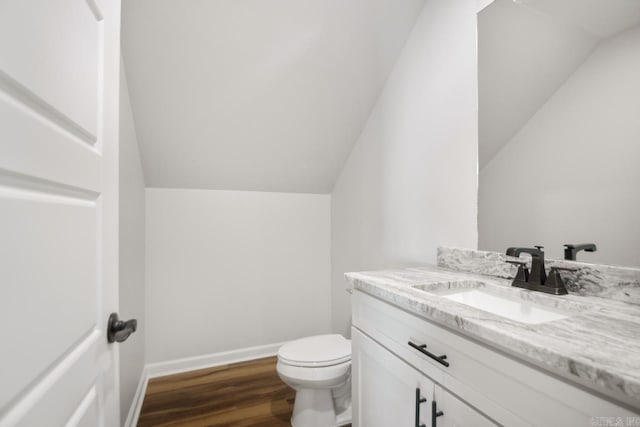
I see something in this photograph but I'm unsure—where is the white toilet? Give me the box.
[277,334,352,427]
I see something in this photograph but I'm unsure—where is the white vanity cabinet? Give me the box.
[352,328,434,427]
[353,327,495,427]
[351,290,638,427]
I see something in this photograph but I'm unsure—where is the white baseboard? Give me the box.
[124,367,149,427]
[124,341,286,426]
[145,341,287,379]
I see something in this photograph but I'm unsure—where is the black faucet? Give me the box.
[506,246,546,285]
[564,243,597,261]
[505,246,569,295]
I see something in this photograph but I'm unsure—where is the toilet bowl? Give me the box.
[277,335,352,427]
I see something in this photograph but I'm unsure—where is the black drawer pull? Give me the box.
[415,388,427,427]
[432,400,444,427]
[408,341,450,367]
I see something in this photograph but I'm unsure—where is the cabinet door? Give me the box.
[432,384,497,427]
[352,327,434,427]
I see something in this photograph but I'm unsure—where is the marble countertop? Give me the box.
[345,265,640,405]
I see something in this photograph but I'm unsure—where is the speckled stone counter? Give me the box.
[345,256,640,407]
[438,247,640,304]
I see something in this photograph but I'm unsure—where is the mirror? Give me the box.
[477,0,640,268]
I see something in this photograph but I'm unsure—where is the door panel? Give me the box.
[433,384,497,427]
[65,386,99,427]
[0,195,97,410]
[0,0,120,425]
[0,0,100,140]
[352,327,433,427]
[0,97,100,192]
[9,335,99,427]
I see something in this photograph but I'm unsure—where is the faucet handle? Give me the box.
[506,260,529,282]
[546,267,570,295]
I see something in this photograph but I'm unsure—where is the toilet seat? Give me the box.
[278,334,351,367]
[276,335,353,426]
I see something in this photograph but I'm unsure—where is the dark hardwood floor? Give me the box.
[138,356,349,426]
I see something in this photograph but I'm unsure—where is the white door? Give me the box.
[433,385,497,427]
[0,0,121,425]
[352,327,434,427]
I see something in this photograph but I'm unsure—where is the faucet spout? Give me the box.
[564,243,597,261]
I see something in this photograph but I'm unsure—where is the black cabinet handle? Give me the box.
[432,400,444,427]
[408,341,450,367]
[415,388,427,427]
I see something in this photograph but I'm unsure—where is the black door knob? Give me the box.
[107,313,137,343]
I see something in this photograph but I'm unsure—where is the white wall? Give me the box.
[119,61,146,424]
[479,25,640,267]
[331,0,479,336]
[145,189,331,363]
[478,0,598,168]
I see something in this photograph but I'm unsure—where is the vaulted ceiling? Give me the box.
[122,0,425,193]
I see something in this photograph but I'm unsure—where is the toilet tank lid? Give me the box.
[278,334,351,365]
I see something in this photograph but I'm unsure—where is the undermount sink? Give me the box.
[413,281,577,324]
[440,289,571,324]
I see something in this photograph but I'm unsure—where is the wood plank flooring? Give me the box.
[138,356,348,426]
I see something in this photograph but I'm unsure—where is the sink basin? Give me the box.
[441,289,571,324]
[412,280,576,324]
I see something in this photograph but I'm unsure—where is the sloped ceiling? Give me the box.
[479,0,640,169]
[478,0,598,169]
[122,0,425,193]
